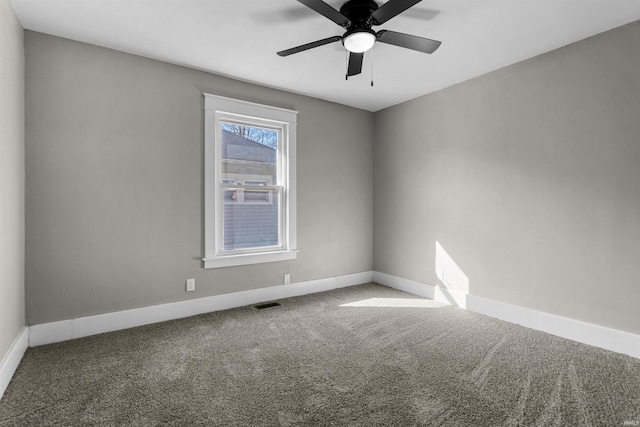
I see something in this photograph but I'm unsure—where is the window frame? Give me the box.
[203,93,297,268]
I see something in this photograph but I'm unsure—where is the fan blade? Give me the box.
[297,0,350,26]
[371,0,422,25]
[277,35,342,57]
[377,30,441,54]
[347,52,364,76]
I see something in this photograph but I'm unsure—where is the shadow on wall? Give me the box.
[435,241,469,308]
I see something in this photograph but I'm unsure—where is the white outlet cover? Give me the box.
[186,278,196,292]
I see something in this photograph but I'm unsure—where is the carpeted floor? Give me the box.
[1,283,639,426]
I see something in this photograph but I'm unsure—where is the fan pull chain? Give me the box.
[370,46,374,87]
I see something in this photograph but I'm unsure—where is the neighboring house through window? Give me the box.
[203,94,297,268]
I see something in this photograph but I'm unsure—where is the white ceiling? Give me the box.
[11,0,640,111]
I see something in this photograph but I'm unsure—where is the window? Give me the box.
[203,94,297,268]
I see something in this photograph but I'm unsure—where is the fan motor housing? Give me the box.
[339,0,378,28]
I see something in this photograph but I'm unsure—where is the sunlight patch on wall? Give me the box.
[435,241,470,308]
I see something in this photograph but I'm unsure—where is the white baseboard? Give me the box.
[6,269,637,401]
[373,271,640,360]
[0,327,29,400]
[29,271,374,347]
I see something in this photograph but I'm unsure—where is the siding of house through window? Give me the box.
[220,129,279,250]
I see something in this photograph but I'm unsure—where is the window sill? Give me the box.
[203,249,298,269]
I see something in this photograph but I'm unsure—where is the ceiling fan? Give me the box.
[277,0,441,79]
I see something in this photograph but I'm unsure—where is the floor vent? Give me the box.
[253,302,281,310]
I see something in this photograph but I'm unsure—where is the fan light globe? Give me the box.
[343,31,375,53]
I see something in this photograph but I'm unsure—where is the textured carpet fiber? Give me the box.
[1,283,639,426]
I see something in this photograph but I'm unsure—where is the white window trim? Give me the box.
[203,93,298,268]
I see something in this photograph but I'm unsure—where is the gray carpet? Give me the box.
[1,283,639,426]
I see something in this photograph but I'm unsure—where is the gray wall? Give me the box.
[0,0,25,359]
[25,31,373,325]
[24,21,640,335]
[374,21,640,334]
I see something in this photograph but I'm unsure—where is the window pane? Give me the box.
[220,122,280,252]
[223,189,280,250]
[220,123,278,182]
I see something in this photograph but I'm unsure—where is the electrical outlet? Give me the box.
[283,273,291,285]
[186,278,196,292]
